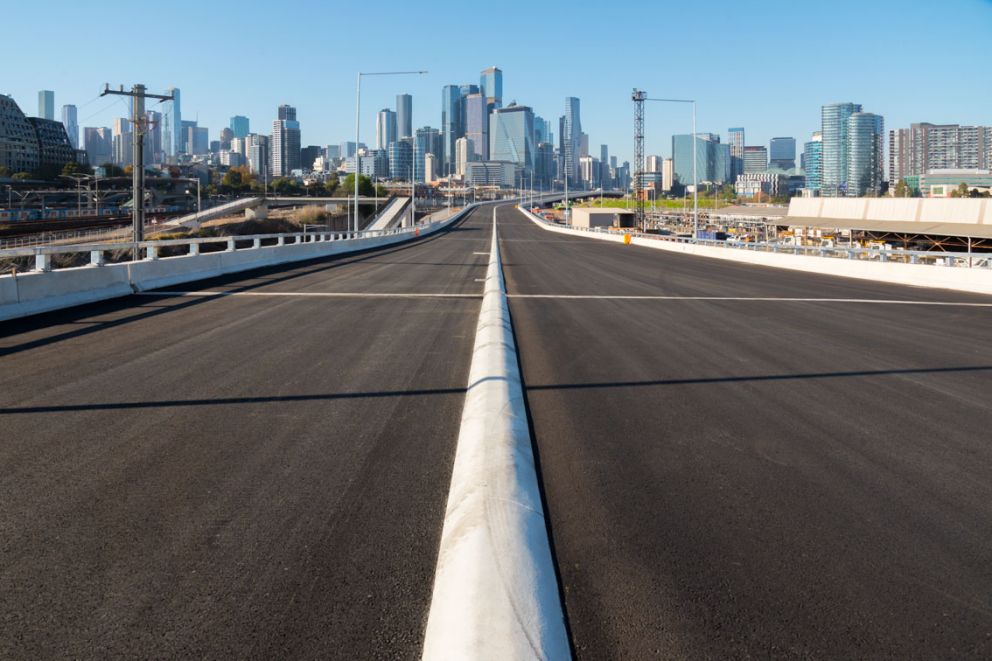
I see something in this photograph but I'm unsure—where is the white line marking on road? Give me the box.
[137,291,481,299]
[473,278,486,282]
[472,251,490,255]
[506,294,992,307]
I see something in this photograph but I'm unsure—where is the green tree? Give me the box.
[0,165,12,178]
[893,178,912,198]
[339,173,375,197]
[12,172,31,181]
[61,161,93,177]
[957,182,970,197]
[271,177,302,195]
[323,174,340,196]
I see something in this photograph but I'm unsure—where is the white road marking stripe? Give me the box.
[506,294,992,307]
[137,291,480,299]
[472,251,490,255]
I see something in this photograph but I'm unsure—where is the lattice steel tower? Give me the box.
[632,89,646,230]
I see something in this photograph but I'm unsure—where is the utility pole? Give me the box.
[100,84,173,256]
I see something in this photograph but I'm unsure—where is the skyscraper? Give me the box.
[821,102,862,196]
[230,115,250,139]
[112,117,131,166]
[480,66,503,111]
[463,93,489,161]
[769,137,796,170]
[38,90,54,120]
[803,131,822,192]
[728,127,745,178]
[847,112,884,196]
[489,104,535,178]
[743,146,768,173]
[376,109,396,150]
[272,104,301,176]
[561,97,582,186]
[441,85,460,172]
[414,127,441,183]
[162,87,181,159]
[61,104,78,149]
[396,94,413,140]
[672,134,731,185]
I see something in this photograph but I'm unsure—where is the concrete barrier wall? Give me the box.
[0,207,468,322]
[521,208,992,297]
[788,197,991,227]
[423,210,570,661]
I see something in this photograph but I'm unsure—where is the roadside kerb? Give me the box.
[518,207,992,297]
[422,209,570,661]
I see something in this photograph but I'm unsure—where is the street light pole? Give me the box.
[354,69,427,234]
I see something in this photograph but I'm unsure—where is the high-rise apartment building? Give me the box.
[396,94,413,140]
[376,109,396,150]
[489,104,535,179]
[61,104,78,149]
[388,139,412,181]
[455,136,473,176]
[246,134,270,179]
[162,87,181,159]
[889,123,992,183]
[441,84,480,173]
[480,66,503,111]
[728,127,745,178]
[463,93,489,161]
[743,146,768,173]
[803,132,822,192]
[272,104,301,176]
[769,137,796,170]
[38,90,54,121]
[561,97,582,186]
[821,102,862,196]
[230,115,250,139]
[646,155,663,173]
[847,112,884,196]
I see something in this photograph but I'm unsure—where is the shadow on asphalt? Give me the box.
[525,364,992,392]
[0,386,469,415]
[3,365,990,415]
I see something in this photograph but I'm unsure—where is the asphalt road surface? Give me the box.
[499,206,992,659]
[0,208,494,658]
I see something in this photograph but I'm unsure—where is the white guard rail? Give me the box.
[0,205,479,322]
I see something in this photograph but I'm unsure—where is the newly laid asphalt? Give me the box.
[0,209,493,658]
[498,206,992,659]
[5,202,992,659]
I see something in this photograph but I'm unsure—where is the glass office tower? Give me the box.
[821,102,862,196]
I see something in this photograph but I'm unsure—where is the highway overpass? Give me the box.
[2,202,991,658]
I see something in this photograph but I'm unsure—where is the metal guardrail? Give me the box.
[523,209,992,270]
[0,221,442,273]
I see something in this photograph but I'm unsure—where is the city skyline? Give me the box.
[1,0,989,165]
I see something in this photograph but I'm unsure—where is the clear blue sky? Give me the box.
[2,0,990,163]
